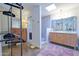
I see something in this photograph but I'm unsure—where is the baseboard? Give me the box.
[50,41,79,50]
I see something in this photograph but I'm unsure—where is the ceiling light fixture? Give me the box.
[46,4,56,12]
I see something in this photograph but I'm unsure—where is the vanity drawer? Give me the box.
[64,34,77,46]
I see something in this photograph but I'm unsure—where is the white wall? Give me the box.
[27,5,41,48]
[32,5,41,48]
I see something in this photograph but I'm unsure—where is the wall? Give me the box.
[27,5,51,48]
[27,5,41,48]
[50,5,79,38]
[22,19,28,28]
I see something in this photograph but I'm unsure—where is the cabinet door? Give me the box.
[65,34,77,47]
[56,33,65,44]
[49,32,56,42]
[49,33,64,43]
[22,29,27,42]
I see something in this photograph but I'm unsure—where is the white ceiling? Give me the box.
[13,3,51,19]
[22,3,79,17]
[42,3,79,17]
[0,3,79,19]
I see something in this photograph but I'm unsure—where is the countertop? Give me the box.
[50,31,77,34]
[47,28,77,34]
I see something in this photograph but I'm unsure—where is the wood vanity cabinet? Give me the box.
[11,28,27,42]
[49,32,77,47]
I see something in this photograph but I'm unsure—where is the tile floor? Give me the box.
[2,43,40,56]
[2,43,79,56]
[38,43,79,56]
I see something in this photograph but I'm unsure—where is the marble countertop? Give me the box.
[47,28,77,34]
[50,31,77,34]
